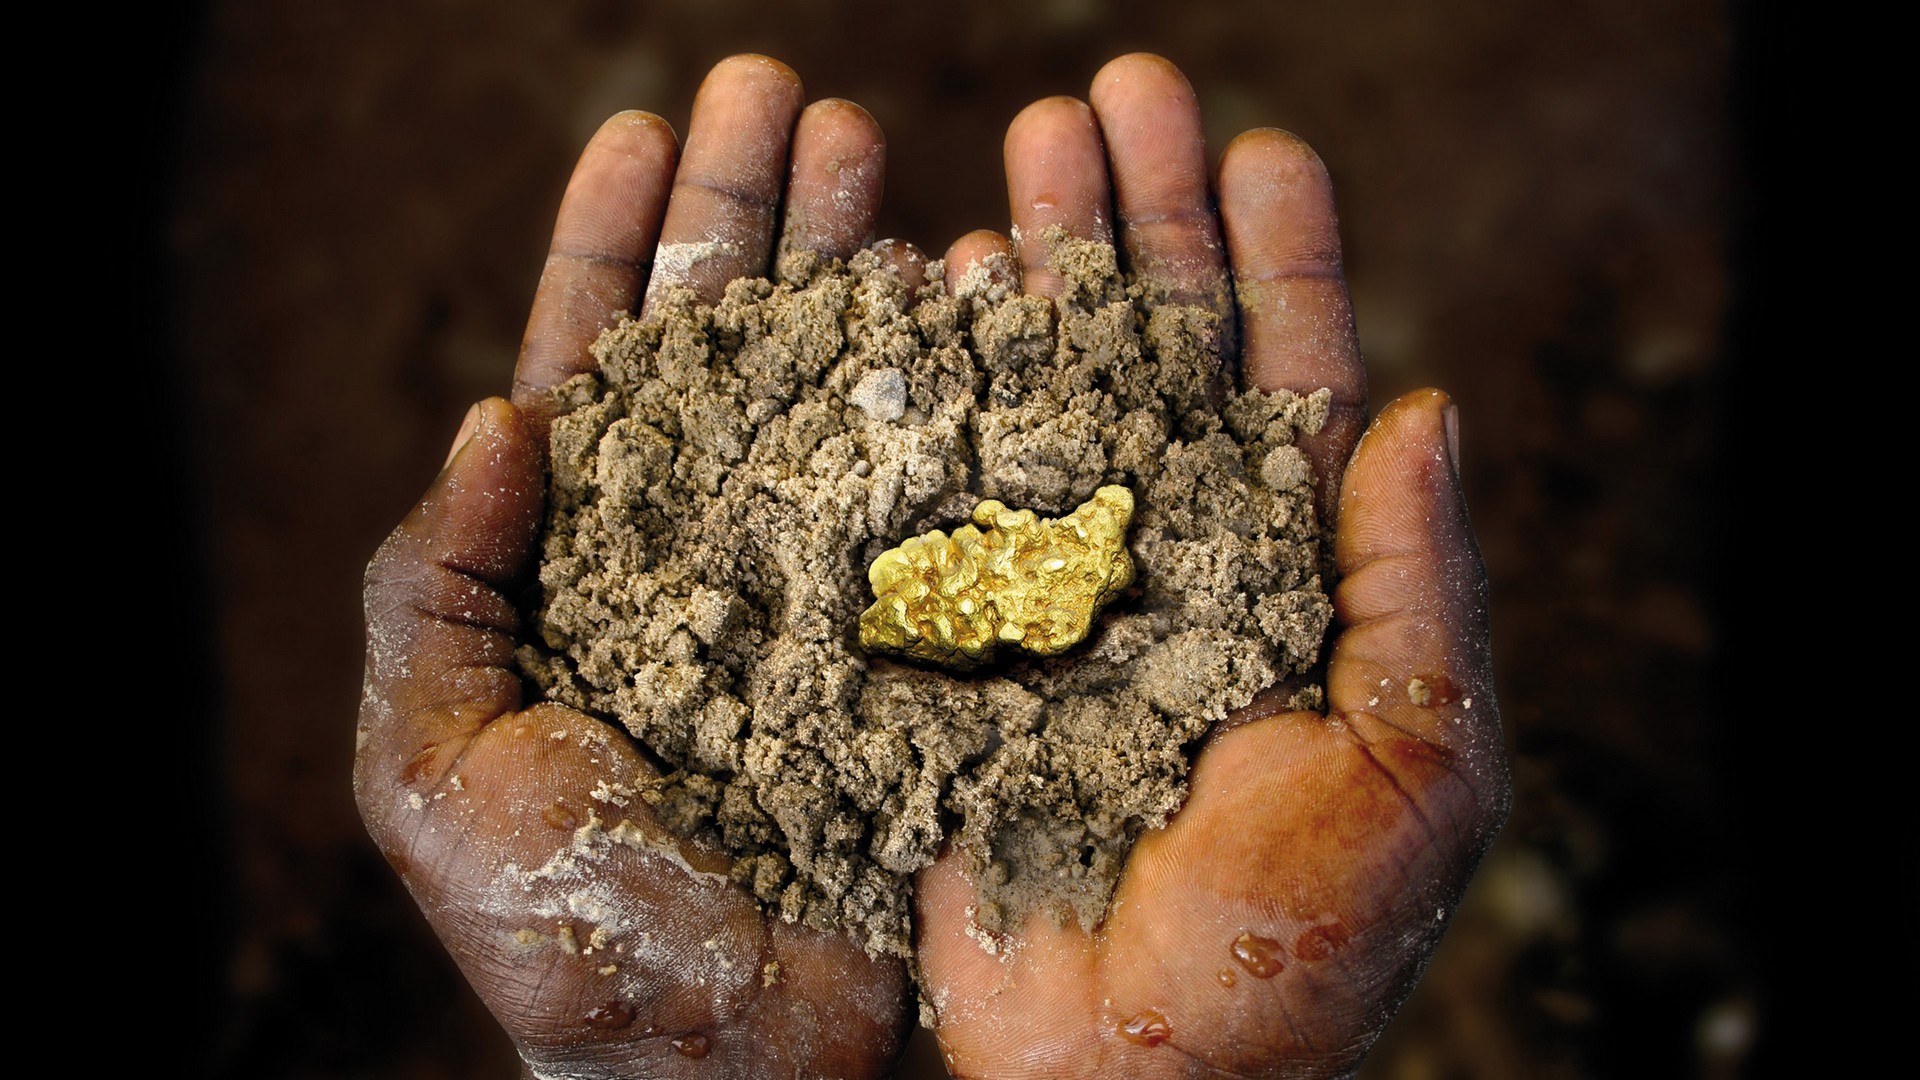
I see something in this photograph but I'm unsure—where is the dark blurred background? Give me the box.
[130,0,1819,1075]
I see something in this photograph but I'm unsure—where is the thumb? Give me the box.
[357,397,545,808]
[1330,389,1508,828]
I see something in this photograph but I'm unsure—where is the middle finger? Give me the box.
[1004,96,1113,298]
[1089,54,1234,334]
[643,54,806,314]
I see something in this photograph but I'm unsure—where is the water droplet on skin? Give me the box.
[1119,1010,1171,1046]
[672,1032,712,1058]
[1413,673,1458,706]
[584,1002,634,1030]
[1230,932,1285,978]
[544,800,581,830]
[1216,968,1237,988]
[399,744,439,784]
[1294,922,1351,961]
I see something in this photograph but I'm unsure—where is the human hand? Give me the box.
[355,56,917,1079]
[912,55,1511,1078]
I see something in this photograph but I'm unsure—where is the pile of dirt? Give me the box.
[517,232,1331,959]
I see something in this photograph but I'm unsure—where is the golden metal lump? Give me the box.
[858,486,1136,669]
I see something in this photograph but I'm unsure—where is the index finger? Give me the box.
[1217,128,1367,514]
[511,111,679,442]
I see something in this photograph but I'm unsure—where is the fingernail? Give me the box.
[1442,403,1461,479]
[444,403,480,468]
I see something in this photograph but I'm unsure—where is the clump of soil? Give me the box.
[517,232,1332,959]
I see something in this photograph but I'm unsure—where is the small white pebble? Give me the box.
[849,368,908,423]
[1407,677,1432,706]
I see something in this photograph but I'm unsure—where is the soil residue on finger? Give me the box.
[517,230,1332,959]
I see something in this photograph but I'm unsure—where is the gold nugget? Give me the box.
[859,486,1135,669]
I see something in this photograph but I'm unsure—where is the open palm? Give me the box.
[900,55,1508,1080]
[355,53,1507,1080]
[356,57,915,1079]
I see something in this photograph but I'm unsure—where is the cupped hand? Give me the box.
[355,56,916,1079]
[912,55,1511,1078]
